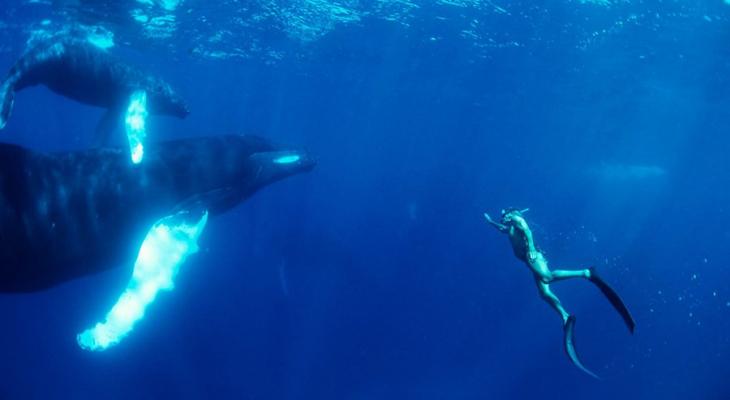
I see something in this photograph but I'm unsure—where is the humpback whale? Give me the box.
[0,35,189,143]
[0,135,314,348]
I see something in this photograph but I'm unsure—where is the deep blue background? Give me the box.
[0,1,729,399]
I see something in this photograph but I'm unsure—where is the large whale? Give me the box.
[0,134,314,349]
[0,134,313,292]
[0,35,189,143]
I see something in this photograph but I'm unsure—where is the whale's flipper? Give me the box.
[124,90,148,164]
[94,91,148,161]
[564,316,600,379]
[94,107,122,147]
[77,208,208,351]
[0,79,15,129]
[589,267,635,333]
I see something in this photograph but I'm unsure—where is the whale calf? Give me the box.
[0,35,189,144]
[0,135,314,348]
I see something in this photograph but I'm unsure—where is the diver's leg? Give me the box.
[548,268,591,282]
[531,254,588,284]
[537,280,599,378]
[536,280,570,324]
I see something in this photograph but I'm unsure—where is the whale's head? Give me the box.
[247,149,316,190]
[219,136,316,213]
[144,77,190,118]
[159,135,315,216]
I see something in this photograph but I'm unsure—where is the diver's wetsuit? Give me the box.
[484,208,635,378]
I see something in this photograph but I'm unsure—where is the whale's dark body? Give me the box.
[0,135,314,292]
[0,35,189,134]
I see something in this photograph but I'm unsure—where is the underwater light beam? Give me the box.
[77,210,208,351]
[86,30,115,49]
[125,90,148,164]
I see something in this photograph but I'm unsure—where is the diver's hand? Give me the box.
[484,212,508,232]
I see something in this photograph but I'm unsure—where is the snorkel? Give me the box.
[501,207,530,223]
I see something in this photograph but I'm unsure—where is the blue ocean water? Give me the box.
[0,0,729,398]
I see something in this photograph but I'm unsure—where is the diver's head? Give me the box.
[501,207,528,223]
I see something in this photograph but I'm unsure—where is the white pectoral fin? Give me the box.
[77,209,208,351]
[125,90,148,164]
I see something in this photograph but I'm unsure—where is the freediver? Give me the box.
[484,208,635,378]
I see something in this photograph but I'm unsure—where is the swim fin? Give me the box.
[563,316,600,379]
[589,267,636,334]
[0,79,15,129]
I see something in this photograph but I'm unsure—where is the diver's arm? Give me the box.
[484,213,508,233]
